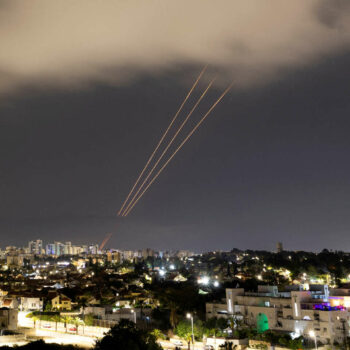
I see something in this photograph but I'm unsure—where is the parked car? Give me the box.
[173,340,184,346]
[68,327,77,332]
[42,324,51,328]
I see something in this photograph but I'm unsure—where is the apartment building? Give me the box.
[206,285,350,346]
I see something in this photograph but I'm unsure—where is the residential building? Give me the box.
[28,239,43,255]
[6,254,24,267]
[142,248,154,259]
[19,297,44,311]
[51,294,72,310]
[207,285,350,346]
[107,251,122,264]
[0,309,18,330]
[0,298,18,309]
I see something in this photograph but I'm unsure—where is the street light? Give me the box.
[309,330,318,349]
[186,313,194,349]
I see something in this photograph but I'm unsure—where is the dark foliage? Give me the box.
[94,319,162,350]
[0,340,79,349]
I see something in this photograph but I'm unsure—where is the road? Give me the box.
[158,340,206,350]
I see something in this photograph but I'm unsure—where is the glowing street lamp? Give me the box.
[198,276,209,285]
[186,313,194,349]
[309,330,317,349]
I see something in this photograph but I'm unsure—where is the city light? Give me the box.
[198,276,209,285]
[309,330,318,349]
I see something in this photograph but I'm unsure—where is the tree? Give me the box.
[1,339,80,349]
[61,316,73,333]
[45,302,52,312]
[175,319,204,345]
[150,329,165,340]
[152,281,203,329]
[51,315,61,332]
[84,313,94,326]
[78,297,88,321]
[71,317,84,335]
[94,319,162,350]
[169,301,179,329]
[32,316,39,328]
[204,317,227,338]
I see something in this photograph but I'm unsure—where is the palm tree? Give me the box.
[78,297,88,319]
[32,316,39,329]
[51,314,61,332]
[185,333,192,350]
[61,315,73,333]
[71,317,84,335]
[169,301,179,329]
[78,297,88,334]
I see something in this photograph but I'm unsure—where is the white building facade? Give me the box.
[206,285,350,346]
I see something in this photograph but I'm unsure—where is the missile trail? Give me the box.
[117,65,207,216]
[123,82,234,216]
[99,232,113,251]
[121,78,215,216]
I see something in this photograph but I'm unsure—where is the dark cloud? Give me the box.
[315,0,350,28]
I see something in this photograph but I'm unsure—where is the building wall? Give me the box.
[20,297,43,311]
[84,306,106,318]
[208,287,350,346]
[0,309,18,330]
[206,303,228,319]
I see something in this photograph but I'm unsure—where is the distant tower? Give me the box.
[28,239,43,255]
[276,242,283,253]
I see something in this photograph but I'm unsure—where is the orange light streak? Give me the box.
[121,78,215,216]
[123,82,233,216]
[117,65,207,216]
[99,232,113,250]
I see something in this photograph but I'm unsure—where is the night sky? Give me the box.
[1,1,350,252]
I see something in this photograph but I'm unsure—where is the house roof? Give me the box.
[61,296,71,301]
[3,299,12,307]
[51,294,71,302]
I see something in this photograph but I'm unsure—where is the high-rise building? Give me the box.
[45,242,65,256]
[56,242,66,256]
[64,242,72,255]
[46,243,55,255]
[107,251,122,264]
[28,240,43,255]
[276,242,283,253]
[45,241,100,256]
[142,248,154,259]
[88,244,99,255]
